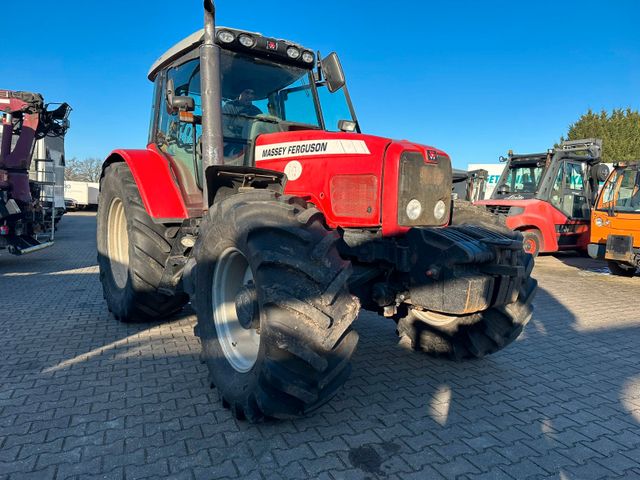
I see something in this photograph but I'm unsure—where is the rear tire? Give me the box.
[397,251,537,360]
[194,190,359,421]
[97,162,188,322]
[607,260,636,277]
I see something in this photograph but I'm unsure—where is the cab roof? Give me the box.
[148,29,207,80]
[147,27,311,81]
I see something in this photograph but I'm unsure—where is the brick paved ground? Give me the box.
[1,212,639,480]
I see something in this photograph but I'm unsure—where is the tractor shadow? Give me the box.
[546,251,611,274]
[331,285,640,478]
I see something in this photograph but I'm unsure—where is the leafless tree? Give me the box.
[65,158,102,183]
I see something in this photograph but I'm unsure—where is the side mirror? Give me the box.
[321,52,346,93]
[172,96,195,112]
[166,78,195,112]
[595,164,610,183]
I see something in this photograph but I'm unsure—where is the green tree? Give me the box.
[562,108,640,164]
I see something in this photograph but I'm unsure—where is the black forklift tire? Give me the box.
[607,260,636,277]
[522,230,541,257]
[450,200,510,233]
[397,253,537,360]
[97,162,188,322]
[193,190,360,422]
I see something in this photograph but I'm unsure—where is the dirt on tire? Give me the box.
[193,190,360,421]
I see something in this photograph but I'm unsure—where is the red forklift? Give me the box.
[476,139,605,256]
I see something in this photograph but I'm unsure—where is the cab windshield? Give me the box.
[495,163,545,196]
[218,50,356,158]
[154,49,357,201]
[161,50,356,166]
[599,167,640,214]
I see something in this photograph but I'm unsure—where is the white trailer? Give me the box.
[64,181,100,209]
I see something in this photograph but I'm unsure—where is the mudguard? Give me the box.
[505,209,557,252]
[102,147,189,223]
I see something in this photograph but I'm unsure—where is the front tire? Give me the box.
[97,162,188,322]
[194,190,359,421]
[397,250,537,360]
[607,260,636,277]
[522,230,541,257]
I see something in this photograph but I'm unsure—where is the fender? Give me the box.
[505,209,557,252]
[102,147,189,222]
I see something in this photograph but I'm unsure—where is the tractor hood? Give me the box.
[254,130,449,168]
[255,131,452,235]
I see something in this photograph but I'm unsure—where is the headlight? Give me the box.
[238,34,256,48]
[302,51,315,63]
[217,31,235,43]
[286,47,301,59]
[508,206,525,216]
[434,200,447,221]
[595,217,604,227]
[406,199,422,221]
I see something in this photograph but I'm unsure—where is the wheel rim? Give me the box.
[107,197,129,289]
[523,237,536,254]
[412,309,457,327]
[212,247,260,373]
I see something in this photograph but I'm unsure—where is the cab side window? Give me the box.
[156,60,203,202]
[550,161,589,219]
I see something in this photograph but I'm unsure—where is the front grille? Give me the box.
[330,174,378,219]
[486,205,510,216]
[397,152,451,226]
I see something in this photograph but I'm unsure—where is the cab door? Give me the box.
[593,167,640,253]
[548,160,591,247]
[549,161,590,220]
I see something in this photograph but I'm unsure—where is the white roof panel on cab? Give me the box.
[147,26,265,81]
[148,29,204,80]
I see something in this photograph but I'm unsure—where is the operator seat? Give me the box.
[246,115,284,142]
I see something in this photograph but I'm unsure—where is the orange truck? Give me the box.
[589,163,640,276]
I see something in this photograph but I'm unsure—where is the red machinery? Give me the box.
[0,90,70,255]
[476,139,604,256]
[97,1,536,421]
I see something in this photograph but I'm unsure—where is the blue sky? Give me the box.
[5,0,639,169]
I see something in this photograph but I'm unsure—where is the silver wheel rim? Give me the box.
[212,247,260,373]
[413,309,457,327]
[107,197,129,289]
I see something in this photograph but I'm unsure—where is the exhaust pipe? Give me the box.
[200,0,226,207]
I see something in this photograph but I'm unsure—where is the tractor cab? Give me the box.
[147,28,358,209]
[476,139,602,255]
[492,154,547,200]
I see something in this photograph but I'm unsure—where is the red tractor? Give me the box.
[476,139,604,256]
[97,1,537,421]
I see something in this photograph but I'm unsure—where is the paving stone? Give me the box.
[1,213,639,480]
